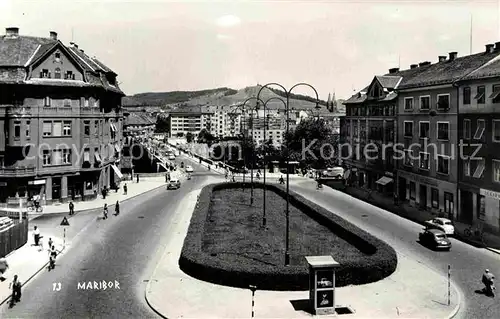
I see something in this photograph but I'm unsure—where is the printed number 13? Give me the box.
[53,282,61,291]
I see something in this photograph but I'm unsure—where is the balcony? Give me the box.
[0,166,36,177]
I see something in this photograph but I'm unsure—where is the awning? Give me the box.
[376,176,393,186]
[489,87,500,99]
[111,164,124,179]
[114,144,121,153]
[95,153,101,162]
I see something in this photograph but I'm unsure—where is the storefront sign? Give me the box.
[28,179,46,185]
[398,171,438,187]
[480,188,500,200]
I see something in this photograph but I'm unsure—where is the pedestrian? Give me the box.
[33,226,40,246]
[33,194,40,212]
[103,204,108,220]
[101,188,106,199]
[115,201,120,216]
[165,173,168,183]
[9,275,21,306]
[123,183,128,195]
[136,173,139,183]
[0,255,9,281]
[69,201,74,215]
[48,237,53,251]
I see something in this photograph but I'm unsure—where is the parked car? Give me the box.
[424,218,455,235]
[167,179,181,190]
[322,167,344,179]
[168,154,175,160]
[418,228,451,250]
[185,165,194,173]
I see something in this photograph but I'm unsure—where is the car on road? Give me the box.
[167,179,181,190]
[185,165,194,173]
[322,167,344,179]
[418,228,451,250]
[424,218,455,235]
[168,154,175,160]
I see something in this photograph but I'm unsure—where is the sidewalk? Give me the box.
[30,170,185,217]
[145,182,460,318]
[324,182,500,255]
[0,232,64,306]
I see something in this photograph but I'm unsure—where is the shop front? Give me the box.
[398,170,457,220]
[478,188,500,233]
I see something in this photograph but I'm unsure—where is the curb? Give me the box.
[144,286,168,319]
[0,245,66,306]
[445,280,462,319]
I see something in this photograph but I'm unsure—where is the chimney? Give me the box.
[388,67,399,74]
[49,31,57,40]
[70,42,78,49]
[449,52,457,60]
[5,27,19,38]
[495,42,500,51]
[486,44,495,53]
[438,56,447,62]
[410,64,418,69]
[419,61,431,67]
[79,49,84,53]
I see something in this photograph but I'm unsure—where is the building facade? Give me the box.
[168,107,213,138]
[0,27,125,204]
[456,48,500,232]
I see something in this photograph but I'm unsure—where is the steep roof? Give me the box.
[458,54,500,81]
[0,35,55,66]
[124,112,155,126]
[396,51,500,89]
[375,75,401,89]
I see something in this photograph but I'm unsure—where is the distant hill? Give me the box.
[123,85,345,112]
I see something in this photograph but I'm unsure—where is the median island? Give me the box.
[179,182,397,290]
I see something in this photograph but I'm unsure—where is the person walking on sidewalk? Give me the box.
[33,226,41,246]
[123,183,128,195]
[103,204,108,220]
[136,173,139,183]
[115,201,120,216]
[9,275,21,307]
[48,238,53,251]
[69,201,74,215]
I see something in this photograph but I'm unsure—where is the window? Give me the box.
[52,121,62,136]
[55,52,61,60]
[42,150,51,165]
[437,155,450,175]
[44,96,51,107]
[26,120,30,138]
[491,85,500,103]
[404,97,413,110]
[473,158,485,178]
[492,120,500,142]
[84,121,90,136]
[65,71,74,80]
[94,120,99,136]
[404,121,413,137]
[474,119,485,139]
[63,99,71,107]
[83,148,90,163]
[54,68,61,79]
[463,87,471,105]
[463,119,471,139]
[63,121,71,136]
[42,122,52,136]
[437,122,449,140]
[62,149,71,164]
[420,96,430,110]
[93,99,99,108]
[14,120,21,139]
[40,69,49,78]
[493,160,500,183]
[84,98,89,107]
[475,86,485,104]
[431,188,439,209]
[419,121,430,138]
[410,182,416,200]
[464,158,471,176]
[437,94,450,110]
[404,149,414,166]
[419,152,430,170]
[52,150,62,165]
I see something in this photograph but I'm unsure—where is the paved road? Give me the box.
[291,180,500,319]
[0,158,216,319]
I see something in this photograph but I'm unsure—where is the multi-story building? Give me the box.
[0,27,125,203]
[123,111,156,136]
[341,71,402,194]
[456,44,500,232]
[396,50,499,220]
[168,106,213,137]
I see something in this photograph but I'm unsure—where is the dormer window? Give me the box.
[65,71,75,80]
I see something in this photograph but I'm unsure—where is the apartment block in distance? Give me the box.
[0,27,125,204]
[168,106,213,138]
[456,42,500,233]
[396,49,499,221]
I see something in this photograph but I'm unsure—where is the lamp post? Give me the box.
[257,83,320,266]
[256,97,286,228]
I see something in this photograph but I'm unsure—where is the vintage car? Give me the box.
[418,228,451,251]
[167,179,181,190]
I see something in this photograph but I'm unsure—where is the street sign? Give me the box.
[60,216,70,226]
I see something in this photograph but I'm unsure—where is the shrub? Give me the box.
[179,182,397,290]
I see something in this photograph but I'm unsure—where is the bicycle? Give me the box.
[464,225,484,240]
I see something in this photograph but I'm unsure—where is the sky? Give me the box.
[1,0,499,100]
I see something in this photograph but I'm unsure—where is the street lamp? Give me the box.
[256,97,286,228]
[257,83,320,266]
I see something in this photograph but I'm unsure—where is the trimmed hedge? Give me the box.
[179,182,397,290]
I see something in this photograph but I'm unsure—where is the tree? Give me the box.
[155,117,169,133]
[283,118,337,169]
[198,128,215,145]
[186,132,194,143]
